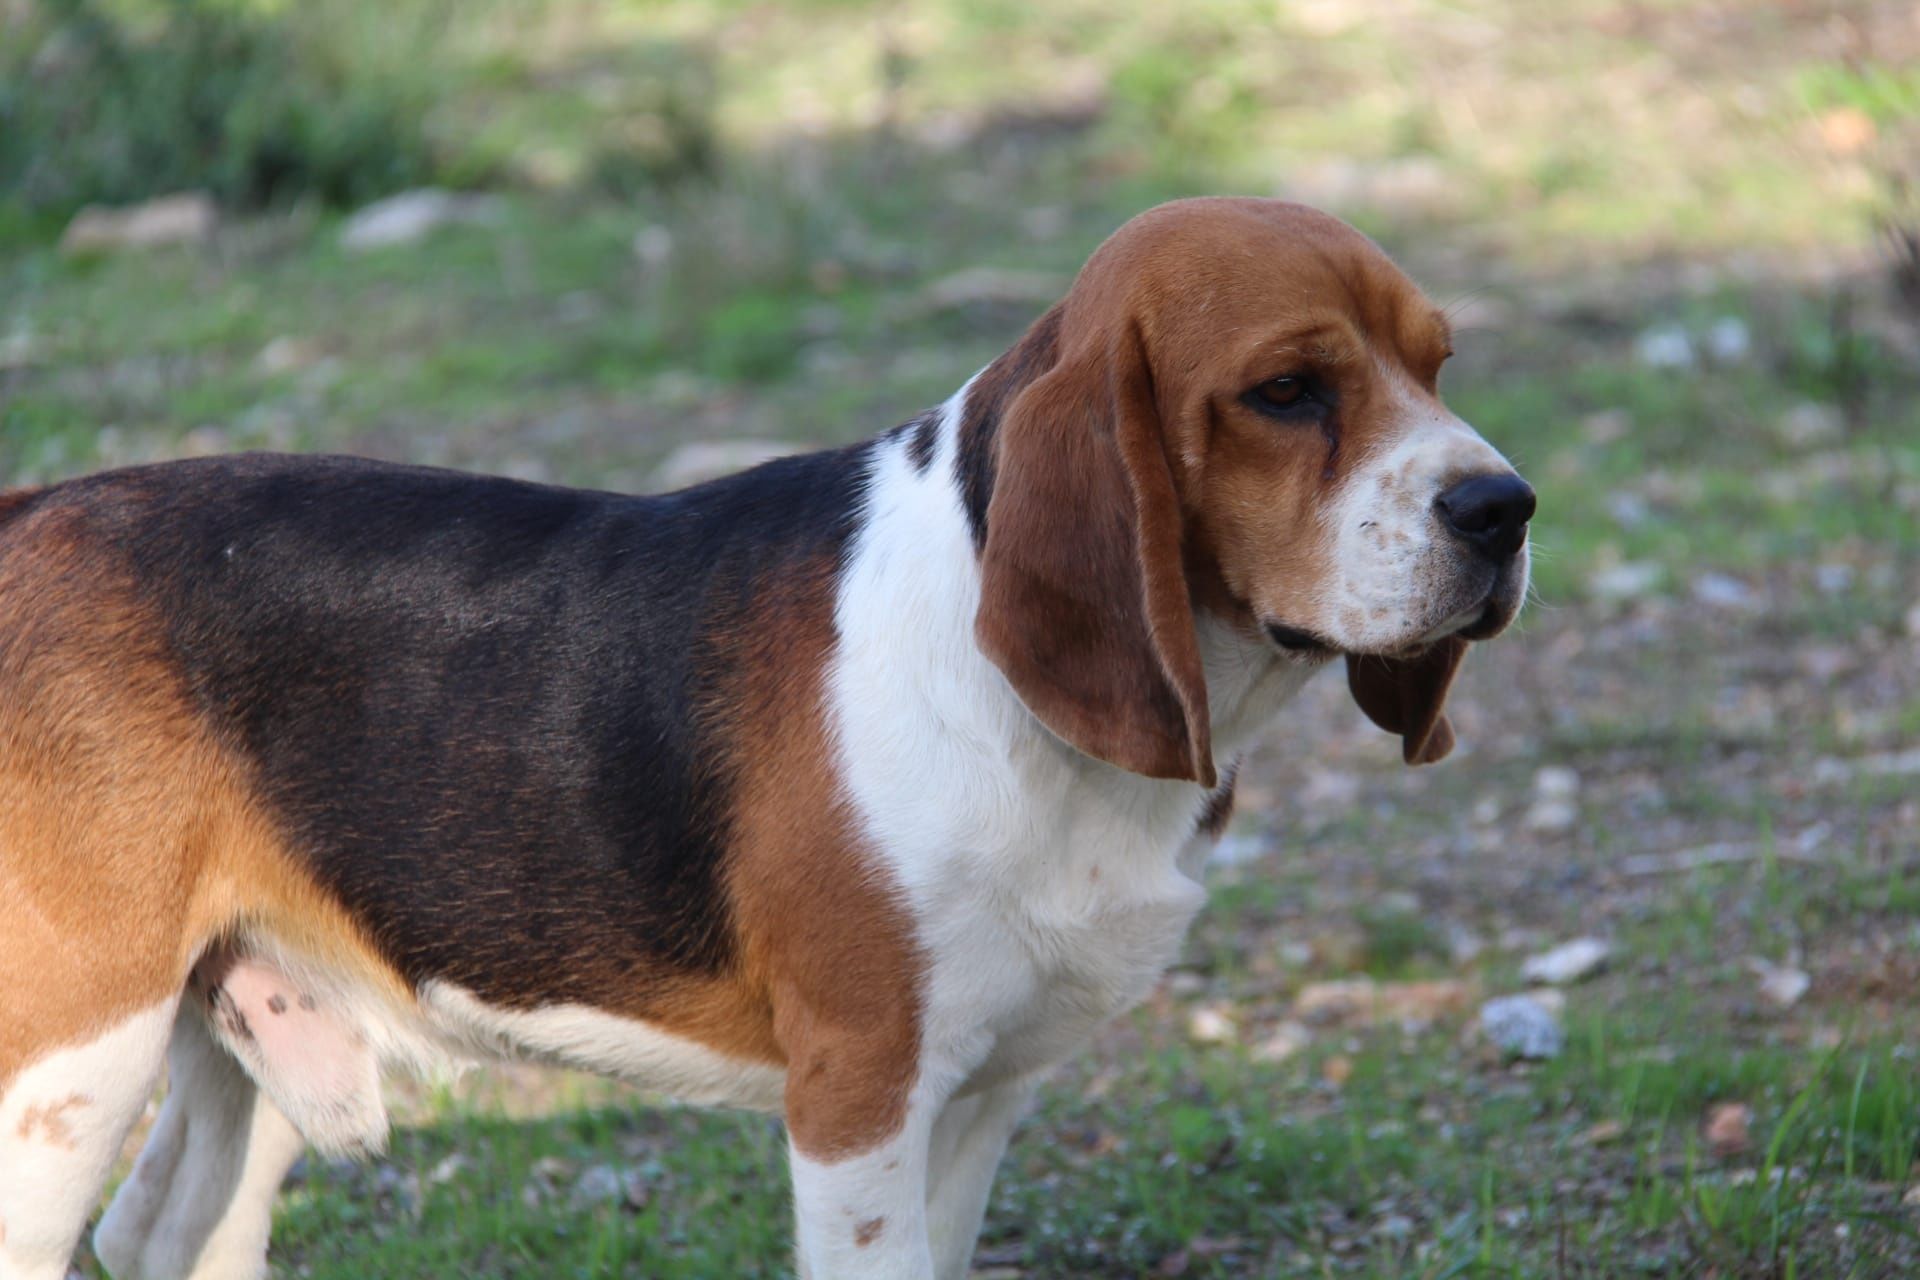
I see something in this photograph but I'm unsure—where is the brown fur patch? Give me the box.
[0,496,408,1087]
[708,552,925,1162]
[854,1216,886,1247]
[15,1092,89,1148]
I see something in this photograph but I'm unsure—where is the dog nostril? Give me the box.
[1434,473,1535,557]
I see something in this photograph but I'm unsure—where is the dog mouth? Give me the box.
[1265,574,1523,660]
[1263,622,1338,656]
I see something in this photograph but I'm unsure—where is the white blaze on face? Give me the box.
[1316,377,1520,652]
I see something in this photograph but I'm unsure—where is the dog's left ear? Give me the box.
[975,319,1215,787]
[1345,636,1469,765]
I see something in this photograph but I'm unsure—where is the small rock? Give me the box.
[1522,937,1610,986]
[340,189,503,251]
[1276,939,1314,969]
[1321,1054,1354,1087]
[1902,1184,1920,1210]
[1814,563,1854,595]
[1749,959,1811,1010]
[1020,205,1069,241]
[425,1152,470,1187]
[1187,1005,1238,1045]
[1532,766,1580,801]
[1211,833,1266,867]
[1294,979,1377,1026]
[1251,1021,1312,1064]
[0,332,39,371]
[570,1163,625,1210]
[254,337,325,377]
[1589,560,1663,602]
[1480,994,1564,1060]
[1633,324,1694,370]
[920,267,1067,313]
[1583,1119,1626,1146]
[1691,572,1758,612]
[1374,1212,1415,1240]
[1905,603,1920,640]
[1446,922,1485,965]
[1606,492,1651,528]
[1704,316,1751,364]
[1819,106,1877,155]
[1524,766,1581,833]
[651,439,804,491]
[632,224,674,269]
[1704,1102,1752,1157]
[1291,978,1473,1028]
[1581,409,1631,445]
[60,191,217,255]
[1777,402,1844,449]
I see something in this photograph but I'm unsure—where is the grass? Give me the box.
[8,0,1918,1275]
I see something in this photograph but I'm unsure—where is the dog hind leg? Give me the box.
[94,1005,308,1280]
[0,1001,175,1280]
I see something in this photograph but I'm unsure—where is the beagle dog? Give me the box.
[0,197,1532,1280]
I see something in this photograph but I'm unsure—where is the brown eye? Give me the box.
[1251,376,1310,411]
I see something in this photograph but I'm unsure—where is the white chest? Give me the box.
[830,424,1313,1091]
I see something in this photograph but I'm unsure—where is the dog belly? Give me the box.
[419,982,788,1113]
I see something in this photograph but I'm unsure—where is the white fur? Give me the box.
[419,981,787,1112]
[803,395,1315,1277]
[832,396,1306,1102]
[0,1000,174,1280]
[95,1009,307,1280]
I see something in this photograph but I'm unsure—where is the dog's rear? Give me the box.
[0,478,380,1280]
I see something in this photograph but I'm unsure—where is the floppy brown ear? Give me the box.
[974,324,1215,786]
[1345,636,1469,765]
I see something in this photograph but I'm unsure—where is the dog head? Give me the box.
[973,197,1532,783]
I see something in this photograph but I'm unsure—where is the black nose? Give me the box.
[1435,473,1535,560]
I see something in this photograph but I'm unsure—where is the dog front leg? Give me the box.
[781,1010,945,1279]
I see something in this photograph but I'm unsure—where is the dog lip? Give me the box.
[1264,622,1336,654]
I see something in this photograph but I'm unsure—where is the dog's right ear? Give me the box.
[973,315,1215,787]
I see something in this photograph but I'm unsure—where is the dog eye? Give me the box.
[1249,376,1314,412]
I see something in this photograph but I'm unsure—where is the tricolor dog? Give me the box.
[0,198,1532,1279]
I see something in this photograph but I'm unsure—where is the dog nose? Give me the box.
[1435,473,1535,560]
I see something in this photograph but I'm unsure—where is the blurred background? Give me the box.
[3,1,1918,1276]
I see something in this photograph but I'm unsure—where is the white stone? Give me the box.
[570,1163,625,1210]
[1250,1021,1312,1064]
[1633,325,1694,370]
[1692,572,1759,611]
[339,189,503,251]
[1522,937,1611,986]
[920,267,1066,312]
[60,191,217,255]
[1187,1005,1238,1045]
[632,224,674,269]
[1480,994,1564,1060]
[1704,316,1751,363]
[1749,959,1811,1010]
[1777,402,1844,449]
[1589,561,1663,601]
